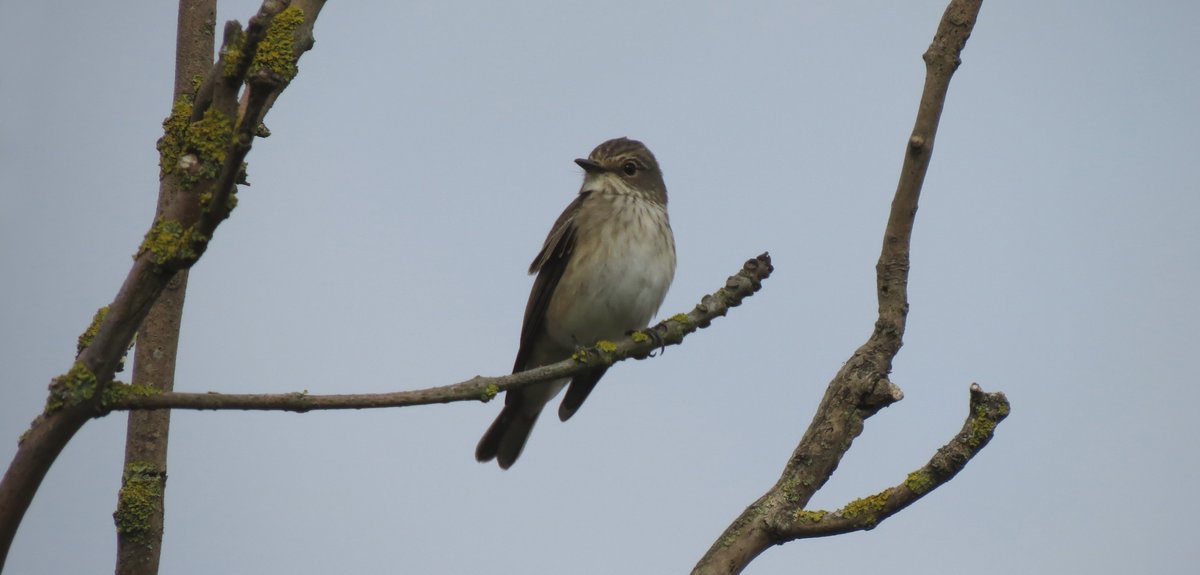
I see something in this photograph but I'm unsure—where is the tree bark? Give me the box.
[691,2,993,573]
[99,254,773,413]
[0,1,327,569]
[113,5,215,574]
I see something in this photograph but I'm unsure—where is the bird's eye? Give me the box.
[622,161,638,176]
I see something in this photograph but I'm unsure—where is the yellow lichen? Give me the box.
[595,340,618,354]
[113,461,165,542]
[46,362,99,412]
[905,470,934,494]
[158,100,234,189]
[183,107,233,185]
[102,382,160,407]
[77,306,110,355]
[571,349,589,364]
[157,96,193,178]
[221,29,246,78]
[250,6,304,81]
[481,383,500,402]
[137,218,207,268]
[198,185,239,214]
[630,331,650,344]
[839,488,893,524]
[966,405,998,448]
[795,509,827,522]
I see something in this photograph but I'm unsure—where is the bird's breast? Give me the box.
[544,193,676,348]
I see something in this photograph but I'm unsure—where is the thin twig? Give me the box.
[108,254,774,413]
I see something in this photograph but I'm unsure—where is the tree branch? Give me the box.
[0,1,327,569]
[691,2,994,574]
[113,2,215,573]
[107,254,774,413]
[773,384,1009,538]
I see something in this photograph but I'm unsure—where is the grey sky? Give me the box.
[2,1,1198,573]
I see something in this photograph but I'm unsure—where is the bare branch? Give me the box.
[773,384,1009,538]
[113,1,215,571]
[0,1,328,568]
[107,254,774,413]
[691,2,994,574]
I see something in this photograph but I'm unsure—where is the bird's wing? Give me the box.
[510,191,589,377]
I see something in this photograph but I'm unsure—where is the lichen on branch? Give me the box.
[249,6,304,81]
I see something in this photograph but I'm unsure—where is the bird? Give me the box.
[475,137,676,469]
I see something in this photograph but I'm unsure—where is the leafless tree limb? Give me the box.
[773,384,1008,539]
[691,2,998,574]
[105,254,773,413]
[113,3,215,573]
[0,1,327,569]
[113,6,214,575]
[2,1,1005,573]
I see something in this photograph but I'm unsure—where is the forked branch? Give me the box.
[0,1,327,569]
[774,384,1009,539]
[691,2,999,574]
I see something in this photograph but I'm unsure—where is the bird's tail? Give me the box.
[475,405,539,469]
[558,367,609,421]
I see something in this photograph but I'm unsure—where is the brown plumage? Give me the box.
[475,138,676,468]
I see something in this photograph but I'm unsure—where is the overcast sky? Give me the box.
[2,1,1198,574]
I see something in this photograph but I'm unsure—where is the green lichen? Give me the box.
[630,331,650,344]
[778,475,812,504]
[795,509,827,523]
[198,185,239,214]
[250,6,304,81]
[189,74,204,94]
[137,218,208,268]
[571,349,589,364]
[966,405,998,448]
[157,96,193,178]
[46,362,99,412]
[839,488,893,524]
[157,100,234,189]
[182,107,234,186]
[595,340,618,354]
[113,461,165,542]
[221,29,245,78]
[481,383,500,402]
[77,306,110,355]
[102,382,160,407]
[670,313,690,323]
[905,470,934,495]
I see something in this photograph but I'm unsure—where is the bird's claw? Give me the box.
[627,328,666,358]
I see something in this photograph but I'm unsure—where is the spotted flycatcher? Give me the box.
[475,137,676,469]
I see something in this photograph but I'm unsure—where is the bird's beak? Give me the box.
[574,158,605,174]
